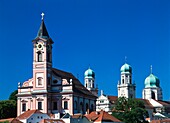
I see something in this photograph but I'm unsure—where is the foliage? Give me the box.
[112,97,149,123]
[0,121,9,123]
[9,90,18,101]
[0,100,17,119]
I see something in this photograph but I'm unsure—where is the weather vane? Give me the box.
[41,12,45,20]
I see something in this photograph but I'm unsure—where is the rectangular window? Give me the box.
[100,100,104,103]
[53,102,58,110]
[22,103,26,111]
[38,102,42,110]
[64,101,68,109]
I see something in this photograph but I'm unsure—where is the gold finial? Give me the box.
[41,12,45,20]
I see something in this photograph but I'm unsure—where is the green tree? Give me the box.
[9,90,18,101]
[112,97,149,123]
[0,100,17,119]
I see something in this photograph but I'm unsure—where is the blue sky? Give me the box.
[0,0,170,100]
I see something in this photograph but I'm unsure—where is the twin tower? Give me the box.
[86,62,163,100]
[117,63,162,100]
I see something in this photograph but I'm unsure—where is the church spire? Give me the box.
[36,13,49,39]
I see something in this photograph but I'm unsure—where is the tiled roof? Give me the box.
[0,118,23,123]
[108,96,118,103]
[155,100,170,106]
[85,110,122,122]
[17,109,42,119]
[150,119,170,123]
[52,68,97,98]
[137,98,154,109]
[39,119,65,123]
[107,96,154,109]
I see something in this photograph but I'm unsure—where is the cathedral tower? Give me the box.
[142,66,162,100]
[117,63,136,98]
[84,68,98,96]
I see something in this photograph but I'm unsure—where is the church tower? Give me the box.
[84,68,98,96]
[142,66,162,100]
[32,13,53,113]
[117,63,136,98]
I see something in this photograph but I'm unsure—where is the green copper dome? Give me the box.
[120,63,132,73]
[145,74,160,88]
[84,68,95,78]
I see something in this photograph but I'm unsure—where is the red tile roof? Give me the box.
[17,109,42,119]
[85,110,122,122]
[107,96,153,109]
[108,96,118,104]
[0,118,23,123]
[137,98,154,109]
[150,119,170,123]
[39,119,65,123]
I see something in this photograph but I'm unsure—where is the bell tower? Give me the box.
[84,68,98,96]
[117,63,136,98]
[32,13,53,113]
[142,66,162,100]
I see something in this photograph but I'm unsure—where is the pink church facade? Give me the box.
[17,15,97,117]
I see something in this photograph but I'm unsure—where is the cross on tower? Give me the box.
[41,12,45,20]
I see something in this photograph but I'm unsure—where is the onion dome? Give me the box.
[84,68,95,78]
[120,63,132,73]
[145,73,160,88]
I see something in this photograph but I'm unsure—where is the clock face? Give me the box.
[37,43,43,50]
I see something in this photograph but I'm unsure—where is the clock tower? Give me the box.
[32,13,53,113]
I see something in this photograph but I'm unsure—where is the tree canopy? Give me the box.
[0,90,18,119]
[9,90,18,101]
[112,97,149,123]
[0,100,17,119]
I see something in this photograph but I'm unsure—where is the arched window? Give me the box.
[22,103,26,111]
[37,77,43,86]
[37,52,42,62]
[64,101,68,109]
[151,91,156,99]
[38,102,42,110]
[122,79,124,84]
